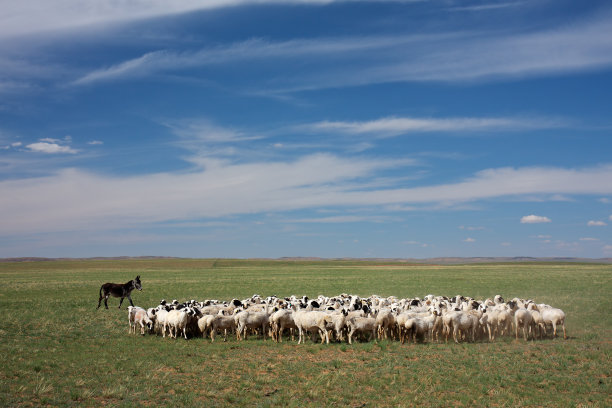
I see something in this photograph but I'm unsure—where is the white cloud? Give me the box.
[579,237,599,241]
[88,140,103,145]
[463,237,476,242]
[25,142,78,154]
[536,235,551,239]
[521,215,551,224]
[587,220,607,227]
[604,245,612,255]
[1,160,611,236]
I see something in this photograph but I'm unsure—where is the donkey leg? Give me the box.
[128,294,134,307]
[118,297,124,309]
[104,296,109,309]
[97,287,104,309]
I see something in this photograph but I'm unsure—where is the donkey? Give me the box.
[97,276,142,309]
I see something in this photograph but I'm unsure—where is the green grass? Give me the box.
[0,259,610,407]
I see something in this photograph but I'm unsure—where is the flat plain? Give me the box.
[0,259,610,407]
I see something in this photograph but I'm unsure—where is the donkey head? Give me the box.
[134,275,142,291]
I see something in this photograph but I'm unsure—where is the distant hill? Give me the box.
[279,256,612,264]
[0,256,180,263]
[3,256,610,264]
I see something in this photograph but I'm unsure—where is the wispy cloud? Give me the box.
[587,220,607,227]
[1,1,374,40]
[306,115,566,137]
[70,13,612,89]
[284,215,395,223]
[72,35,419,85]
[165,118,262,144]
[448,1,524,12]
[1,158,611,236]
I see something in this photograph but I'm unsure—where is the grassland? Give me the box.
[0,259,610,407]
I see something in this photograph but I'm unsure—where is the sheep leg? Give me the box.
[562,322,567,340]
[515,324,519,340]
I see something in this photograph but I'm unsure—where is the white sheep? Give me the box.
[234,309,270,341]
[293,310,331,344]
[128,306,153,335]
[210,314,236,342]
[325,310,348,342]
[165,308,196,339]
[514,308,533,341]
[197,314,215,338]
[346,316,377,344]
[451,311,479,343]
[537,305,567,339]
[375,309,396,340]
[270,309,296,343]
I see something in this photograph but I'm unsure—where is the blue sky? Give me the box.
[1,0,611,258]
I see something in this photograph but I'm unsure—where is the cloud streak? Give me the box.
[306,116,566,137]
[1,0,371,40]
[71,13,612,89]
[1,156,611,236]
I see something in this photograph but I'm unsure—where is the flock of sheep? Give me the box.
[127,293,567,344]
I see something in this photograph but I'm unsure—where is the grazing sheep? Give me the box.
[375,309,396,340]
[514,308,533,341]
[293,310,331,344]
[234,309,270,341]
[128,293,566,346]
[128,306,153,335]
[197,314,215,338]
[346,316,377,344]
[527,305,546,339]
[165,308,197,339]
[325,309,348,342]
[537,305,567,339]
[210,314,236,342]
[451,311,479,343]
[270,309,297,343]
